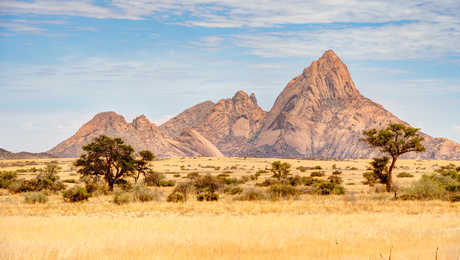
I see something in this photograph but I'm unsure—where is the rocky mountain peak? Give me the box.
[300,50,360,100]
[249,93,258,104]
[132,114,154,129]
[232,90,250,102]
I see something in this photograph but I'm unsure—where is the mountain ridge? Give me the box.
[47,50,460,159]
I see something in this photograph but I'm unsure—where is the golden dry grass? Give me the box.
[1,157,459,259]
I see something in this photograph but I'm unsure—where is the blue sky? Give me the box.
[0,0,459,152]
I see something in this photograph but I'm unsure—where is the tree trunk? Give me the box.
[387,156,398,192]
[107,176,114,191]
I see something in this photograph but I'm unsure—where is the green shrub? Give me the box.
[301,176,316,186]
[313,165,322,170]
[80,175,109,196]
[332,170,342,175]
[172,182,193,201]
[233,188,266,201]
[115,179,134,191]
[0,171,18,188]
[256,169,268,174]
[144,171,165,186]
[313,181,345,195]
[8,179,37,193]
[159,180,175,187]
[268,184,298,200]
[113,190,131,205]
[24,192,48,204]
[167,192,185,202]
[401,175,449,200]
[132,184,160,202]
[186,172,200,179]
[448,194,460,202]
[63,178,78,184]
[63,186,89,202]
[296,166,308,172]
[310,171,325,177]
[193,175,222,193]
[173,174,181,178]
[224,186,243,195]
[328,175,343,185]
[197,191,219,201]
[397,172,414,178]
[287,175,303,186]
[255,178,279,187]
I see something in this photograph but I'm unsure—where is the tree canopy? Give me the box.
[74,135,154,190]
[363,123,426,191]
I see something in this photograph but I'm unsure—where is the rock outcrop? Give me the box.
[248,50,460,159]
[47,50,460,159]
[161,90,267,156]
[48,112,223,158]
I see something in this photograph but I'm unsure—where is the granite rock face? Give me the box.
[48,50,460,159]
[48,112,222,158]
[248,50,460,159]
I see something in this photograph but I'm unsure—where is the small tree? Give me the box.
[363,124,425,192]
[363,157,390,186]
[133,150,155,183]
[74,135,136,191]
[271,161,291,182]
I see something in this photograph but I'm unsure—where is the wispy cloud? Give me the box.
[454,125,460,133]
[191,36,224,47]
[233,22,460,60]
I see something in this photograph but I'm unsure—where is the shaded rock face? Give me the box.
[249,50,460,159]
[175,128,224,157]
[47,112,222,158]
[159,101,215,138]
[161,90,267,156]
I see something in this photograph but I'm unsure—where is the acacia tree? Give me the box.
[75,135,137,191]
[363,123,426,192]
[133,150,155,183]
[271,161,291,182]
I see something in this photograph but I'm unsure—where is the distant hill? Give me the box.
[48,50,460,160]
[0,148,53,160]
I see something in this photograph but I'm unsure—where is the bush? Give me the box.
[287,175,303,186]
[233,188,266,201]
[313,181,345,195]
[115,179,134,191]
[159,179,175,187]
[186,172,200,179]
[328,175,343,185]
[401,175,450,200]
[132,184,160,202]
[301,176,316,186]
[34,167,65,192]
[113,190,131,205]
[80,175,109,196]
[332,170,342,175]
[310,171,325,177]
[224,185,243,195]
[296,166,308,172]
[448,194,460,202]
[172,182,193,201]
[397,172,414,178]
[268,184,298,200]
[8,179,37,193]
[63,179,78,184]
[193,175,222,193]
[144,171,165,186]
[313,165,322,170]
[24,192,48,204]
[63,186,89,202]
[167,192,185,202]
[255,178,279,187]
[0,171,18,188]
[197,191,219,201]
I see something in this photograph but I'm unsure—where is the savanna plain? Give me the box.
[1,157,459,260]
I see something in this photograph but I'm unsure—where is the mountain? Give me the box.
[0,148,52,160]
[48,112,222,158]
[161,91,267,156]
[48,50,460,159]
[248,50,460,159]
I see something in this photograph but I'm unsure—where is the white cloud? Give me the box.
[233,22,460,60]
[191,36,224,47]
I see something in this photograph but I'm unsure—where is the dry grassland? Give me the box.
[1,157,459,259]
